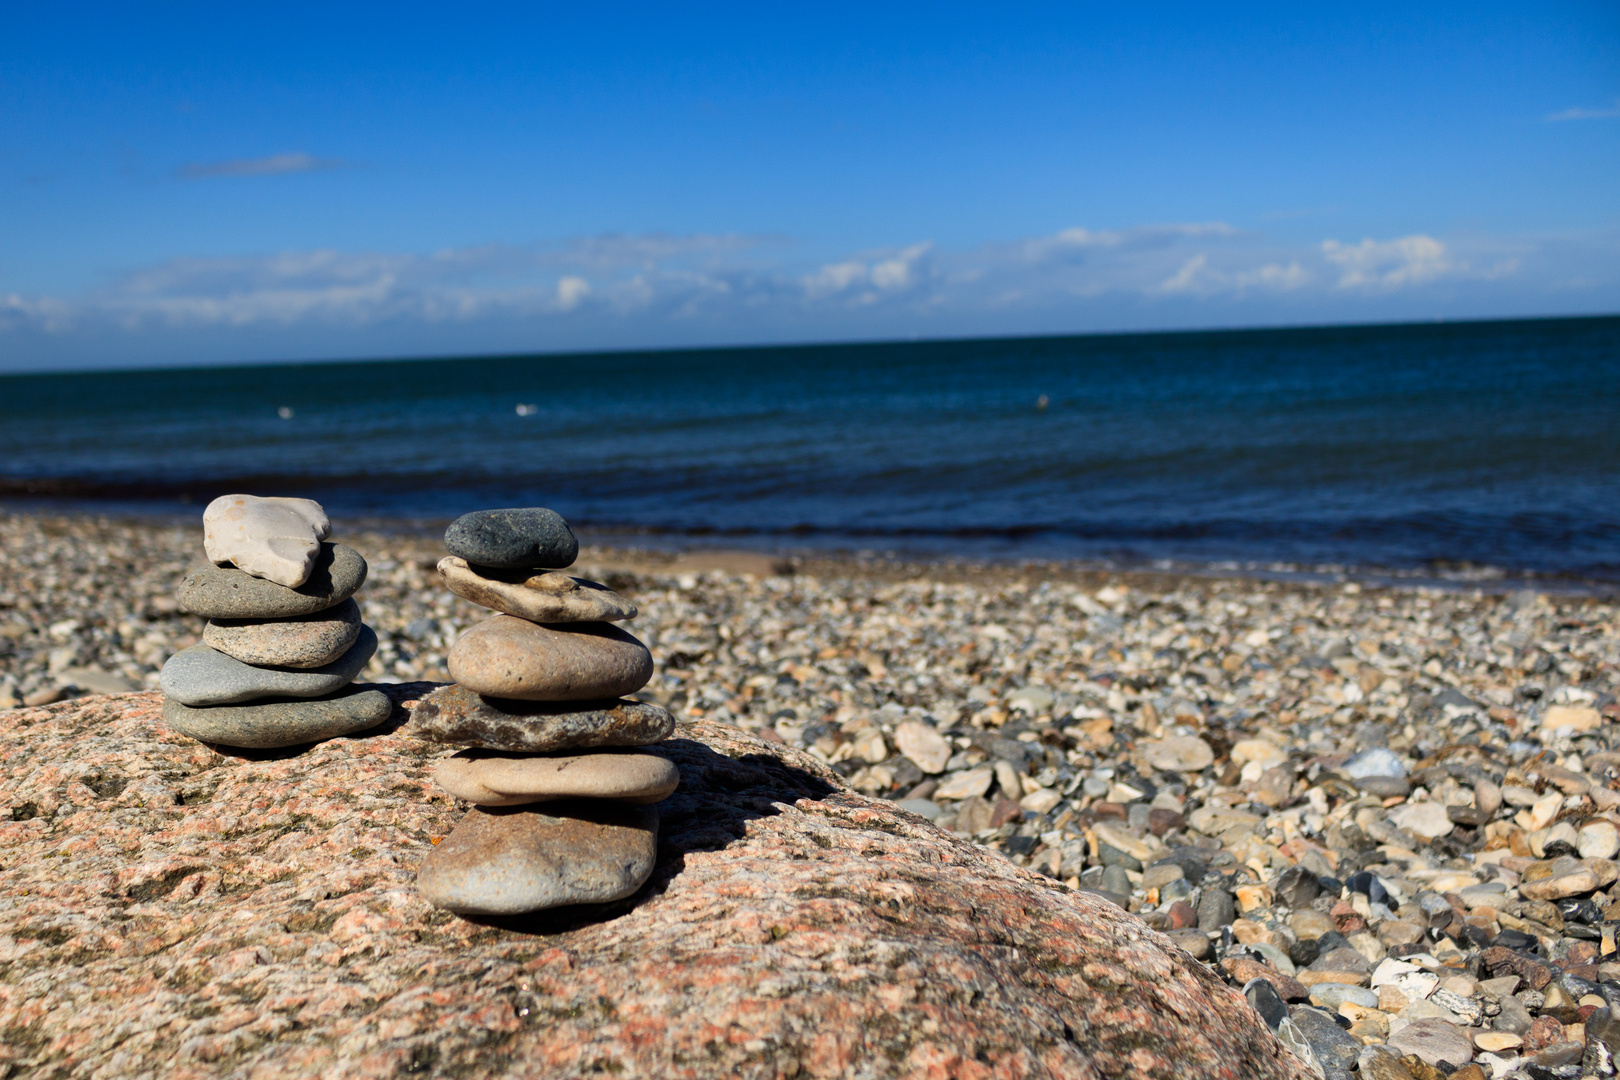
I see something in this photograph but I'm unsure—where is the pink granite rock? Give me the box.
[0,689,1312,1080]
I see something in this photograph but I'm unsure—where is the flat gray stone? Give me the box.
[160,627,378,706]
[161,684,390,749]
[177,543,367,619]
[1386,1017,1473,1067]
[444,507,578,570]
[203,597,362,669]
[448,615,652,700]
[434,749,679,806]
[404,684,673,752]
[437,558,637,623]
[417,802,658,915]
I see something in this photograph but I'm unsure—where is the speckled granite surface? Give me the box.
[0,687,1310,1080]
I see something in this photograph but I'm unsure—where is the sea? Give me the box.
[3,316,1618,588]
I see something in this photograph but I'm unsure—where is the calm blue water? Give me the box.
[2,317,1618,580]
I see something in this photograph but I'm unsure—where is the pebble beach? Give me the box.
[5,510,1620,1078]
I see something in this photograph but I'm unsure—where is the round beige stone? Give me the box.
[448,615,653,700]
[438,557,637,623]
[203,598,362,669]
[434,749,679,806]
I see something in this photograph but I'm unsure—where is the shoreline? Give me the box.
[4,504,1617,599]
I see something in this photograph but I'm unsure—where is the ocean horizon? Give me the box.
[3,314,1617,585]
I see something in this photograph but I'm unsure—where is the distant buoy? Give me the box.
[277,406,295,419]
[515,403,537,416]
[1035,395,1049,412]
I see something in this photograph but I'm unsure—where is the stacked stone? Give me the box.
[409,508,677,916]
[160,495,389,748]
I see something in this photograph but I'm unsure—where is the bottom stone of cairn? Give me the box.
[416,801,660,916]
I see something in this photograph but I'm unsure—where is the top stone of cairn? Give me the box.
[444,507,578,571]
[203,494,331,588]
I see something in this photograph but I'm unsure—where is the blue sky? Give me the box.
[1,2,1617,370]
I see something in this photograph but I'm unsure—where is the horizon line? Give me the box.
[3,309,1617,380]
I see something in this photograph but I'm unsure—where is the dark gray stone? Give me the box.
[416,801,658,915]
[1272,865,1321,909]
[1243,978,1287,1029]
[1288,1006,1361,1073]
[1354,775,1411,798]
[403,684,674,752]
[161,685,390,749]
[444,508,578,570]
[1197,887,1235,932]
[177,543,367,619]
[1100,864,1132,896]
[160,627,377,706]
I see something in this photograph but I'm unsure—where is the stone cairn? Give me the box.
[407,507,677,917]
[162,495,389,748]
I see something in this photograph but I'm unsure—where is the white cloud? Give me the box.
[175,152,353,180]
[555,276,591,310]
[1158,254,1311,295]
[1546,100,1620,122]
[2,221,1612,365]
[1321,235,1452,289]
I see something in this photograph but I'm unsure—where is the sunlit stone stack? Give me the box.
[161,495,388,748]
[408,508,677,916]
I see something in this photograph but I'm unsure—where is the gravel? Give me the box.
[4,511,1620,1079]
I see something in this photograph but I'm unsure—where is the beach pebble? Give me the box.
[1387,1017,1474,1067]
[934,765,994,800]
[894,720,952,773]
[1309,984,1380,1010]
[433,749,679,806]
[161,685,390,748]
[1142,735,1214,772]
[1389,801,1454,839]
[437,558,637,623]
[416,802,657,915]
[443,507,578,570]
[894,798,945,821]
[202,597,362,669]
[404,684,674,752]
[1579,820,1620,859]
[177,542,367,618]
[1344,747,1406,779]
[1542,705,1601,732]
[449,615,653,700]
[160,628,377,706]
[202,494,331,587]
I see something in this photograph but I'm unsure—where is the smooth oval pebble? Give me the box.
[160,627,378,706]
[161,685,390,748]
[444,507,578,571]
[448,615,653,700]
[404,684,674,752]
[202,597,362,669]
[434,749,679,806]
[417,802,658,915]
[177,542,367,619]
[437,557,637,623]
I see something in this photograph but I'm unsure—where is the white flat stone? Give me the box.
[203,495,331,588]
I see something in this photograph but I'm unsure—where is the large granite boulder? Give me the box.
[0,689,1311,1079]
